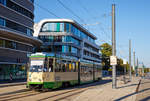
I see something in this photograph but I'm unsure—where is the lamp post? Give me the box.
[123,59,127,84]
[78,59,80,84]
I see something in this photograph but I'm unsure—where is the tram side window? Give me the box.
[76,62,78,72]
[66,63,69,72]
[80,66,84,73]
[62,63,66,72]
[49,59,53,72]
[97,65,100,72]
[72,62,76,72]
[53,60,78,72]
[68,61,77,72]
[55,59,61,72]
[69,63,72,72]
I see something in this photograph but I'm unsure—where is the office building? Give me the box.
[34,19,101,64]
[0,0,41,81]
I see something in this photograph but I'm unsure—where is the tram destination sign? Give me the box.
[110,56,117,65]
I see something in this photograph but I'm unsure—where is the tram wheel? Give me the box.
[63,82,70,88]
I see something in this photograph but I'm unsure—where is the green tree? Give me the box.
[100,43,112,70]
[116,58,125,73]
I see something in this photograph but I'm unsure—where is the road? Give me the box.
[0,78,111,101]
[136,73,150,101]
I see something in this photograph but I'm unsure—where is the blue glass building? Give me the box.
[34,19,101,63]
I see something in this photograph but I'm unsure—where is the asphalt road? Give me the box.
[136,73,150,101]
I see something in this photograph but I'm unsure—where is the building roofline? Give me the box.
[34,19,97,39]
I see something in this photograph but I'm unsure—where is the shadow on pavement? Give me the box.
[114,87,150,101]
[59,79,112,90]
[38,79,112,101]
[140,96,150,101]
[117,83,138,89]
[140,81,150,85]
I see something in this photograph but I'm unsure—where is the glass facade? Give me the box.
[0,38,33,52]
[0,17,33,36]
[62,45,78,54]
[0,0,34,19]
[40,22,95,43]
[38,45,78,55]
[39,21,100,60]
[0,17,6,26]
[84,43,99,53]
[41,23,64,32]
[39,35,80,45]
[6,19,33,36]
[84,50,99,59]
[29,0,34,3]
[0,64,27,81]
[0,0,6,6]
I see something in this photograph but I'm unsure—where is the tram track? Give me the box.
[0,89,33,100]
[0,84,91,101]
[52,88,87,101]
[38,79,112,101]
[0,83,26,88]
[0,89,40,101]
[0,79,112,101]
[37,88,86,101]
[38,82,102,101]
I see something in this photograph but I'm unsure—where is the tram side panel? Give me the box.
[53,59,78,87]
[95,65,102,80]
[80,62,93,84]
[55,72,78,85]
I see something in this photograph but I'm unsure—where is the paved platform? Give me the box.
[73,76,141,101]
[0,82,26,88]
[136,78,150,101]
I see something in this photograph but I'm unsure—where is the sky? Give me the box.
[34,0,150,67]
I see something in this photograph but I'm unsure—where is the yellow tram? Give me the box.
[27,53,102,90]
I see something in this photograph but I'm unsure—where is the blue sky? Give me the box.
[34,0,150,67]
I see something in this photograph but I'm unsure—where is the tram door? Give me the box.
[48,58,53,72]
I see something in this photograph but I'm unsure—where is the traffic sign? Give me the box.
[110,56,117,65]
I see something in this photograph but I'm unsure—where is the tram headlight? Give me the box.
[39,79,42,82]
[29,78,32,81]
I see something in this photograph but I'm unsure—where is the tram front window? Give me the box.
[30,59,45,72]
[30,65,43,72]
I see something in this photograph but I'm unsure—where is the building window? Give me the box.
[56,23,60,32]
[71,47,77,54]
[0,38,33,52]
[5,40,16,49]
[41,23,64,32]
[6,0,34,19]
[66,23,70,33]
[29,0,34,3]
[39,35,80,46]
[40,22,95,43]
[0,0,6,6]
[0,17,6,26]
[27,28,33,36]
[0,39,4,47]
[3,17,33,36]
[12,42,17,49]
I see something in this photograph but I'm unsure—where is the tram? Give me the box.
[27,52,102,90]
